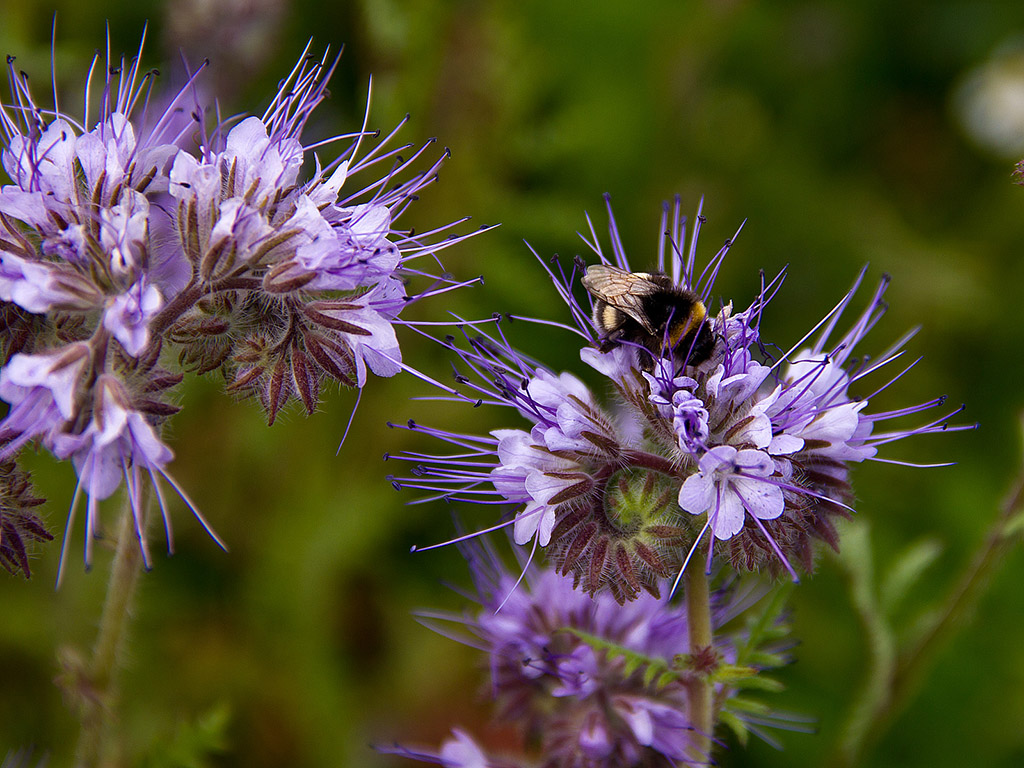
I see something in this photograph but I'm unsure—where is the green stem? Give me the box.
[829,524,895,768]
[893,472,1024,700]
[685,565,714,764]
[828,466,1024,767]
[73,490,147,768]
[147,274,262,337]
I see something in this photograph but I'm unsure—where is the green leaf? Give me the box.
[642,662,660,688]
[711,663,760,684]
[656,670,677,689]
[737,581,795,666]
[731,674,785,693]
[718,709,750,747]
[725,695,774,715]
[745,650,788,669]
[1003,506,1024,540]
[879,537,943,616]
[139,703,231,768]
[564,627,681,688]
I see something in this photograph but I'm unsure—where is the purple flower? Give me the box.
[102,278,164,356]
[0,31,484,574]
[393,196,969,589]
[678,445,785,540]
[439,730,491,768]
[490,428,594,547]
[378,728,510,768]
[0,345,90,457]
[399,540,776,768]
[48,376,180,568]
[165,45,485,422]
[0,252,96,313]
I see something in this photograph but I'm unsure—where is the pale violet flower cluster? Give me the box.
[389,196,966,597]
[0,36,478,575]
[382,540,791,768]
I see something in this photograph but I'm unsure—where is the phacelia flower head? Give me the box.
[0,31,483,575]
[391,195,969,594]
[390,539,792,768]
[468,552,702,765]
[164,43,485,419]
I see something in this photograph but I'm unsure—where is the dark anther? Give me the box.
[573,254,586,269]
[407,419,417,428]
[444,334,456,343]
[473,399,483,408]
[492,312,502,321]
[382,452,390,460]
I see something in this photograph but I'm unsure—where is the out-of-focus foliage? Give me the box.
[0,1,1022,766]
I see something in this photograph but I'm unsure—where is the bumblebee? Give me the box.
[582,264,714,369]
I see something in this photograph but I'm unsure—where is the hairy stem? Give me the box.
[73,489,148,768]
[148,275,263,337]
[686,565,714,763]
[829,462,1024,767]
[621,449,680,478]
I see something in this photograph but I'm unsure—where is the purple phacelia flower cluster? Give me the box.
[389,196,967,599]
[0,34,480,576]
[383,540,795,767]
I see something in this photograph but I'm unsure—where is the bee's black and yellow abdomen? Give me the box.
[583,265,715,369]
[635,288,713,366]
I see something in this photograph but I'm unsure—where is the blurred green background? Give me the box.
[1,0,1023,766]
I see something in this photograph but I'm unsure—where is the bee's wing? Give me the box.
[582,265,658,334]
